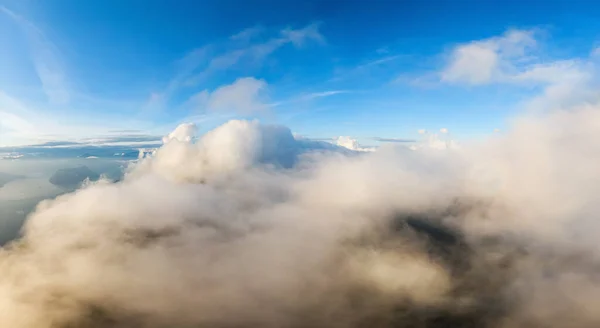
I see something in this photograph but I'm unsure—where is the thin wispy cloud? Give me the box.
[24,134,163,148]
[376,46,390,54]
[268,90,352,110]
[0,6,70,104]
[184,23,325,87]
[297,90,351,101]
[152,22,327,108]
[371,137,416,143]
[331,54,404,82]
[359,55,403,69]
[280,22,325,47]
[230,25,265,42]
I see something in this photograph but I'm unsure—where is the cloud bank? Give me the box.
[1,105,600,327]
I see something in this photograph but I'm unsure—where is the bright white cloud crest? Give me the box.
[161,122,197,143]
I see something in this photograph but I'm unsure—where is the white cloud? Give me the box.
[0,6,69,104]
[437,28,600,111]
[162,123,197,143]
[332,55,403,82]
[410,128,458,150]
[280,22,325,47]
[335,136,375,152]
[150,22,325,108]
[515,60,595,110]
[376,46,390,54]
[4,106,600,326]
[511,60,589,84]
[183,23,325,87]
[269,90,352,111]
[372,137,415,143]
[441,29,536,85]
[229,25,265,42]
[188,77,269,115]
[441,29,591,90]
[298,90,350,101]
[442,42,499,84]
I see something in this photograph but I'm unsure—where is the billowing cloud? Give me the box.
[335,136,375,152]
[161,122,197,143]
[1,99,600,327]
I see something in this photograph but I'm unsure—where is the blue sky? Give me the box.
[2,0,600,147]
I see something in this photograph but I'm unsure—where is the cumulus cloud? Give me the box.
[335,136,376,152]
[2,102,600,327]
[410,129,458,150]
[161,122,197,143]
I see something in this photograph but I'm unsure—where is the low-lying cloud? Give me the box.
[1,106,600,327]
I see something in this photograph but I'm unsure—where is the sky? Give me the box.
[4,3,600,324]
[2,0,600,147]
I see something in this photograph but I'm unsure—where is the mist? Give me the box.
[0,159,125,244]
[0,109,599,328]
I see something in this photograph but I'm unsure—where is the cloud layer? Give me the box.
[1,101,600,327]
